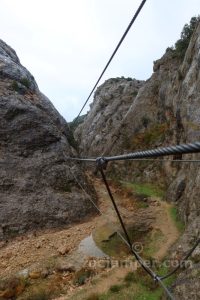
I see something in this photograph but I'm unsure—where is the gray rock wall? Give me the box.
[0,39,96,239]
[76,23,200,299]
[75,77,144,156]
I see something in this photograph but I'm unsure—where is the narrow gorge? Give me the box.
[0,18,200,300]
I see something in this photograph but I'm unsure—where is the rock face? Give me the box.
[0,39,96,240]
[76,22,200,299]
[75,77,144,156]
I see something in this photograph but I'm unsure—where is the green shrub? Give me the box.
[169,207,185,233]
[73,268,94,286]
[69,114,87,132]
[173,16,200,59]
[109,284,123,293]
[20,77,31,88]
[124,272,136,284]
[11,80,20,92]
[11,78,31,92]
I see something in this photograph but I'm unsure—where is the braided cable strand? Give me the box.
[64,142,200,163]
[103,142,200,161]
[63,141,200,299]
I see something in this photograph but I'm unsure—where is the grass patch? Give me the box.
[17,274,65,300]
[134,285,163,300]
[86,294,100,300]
[25,288,50,300]
[93,224,145,258]
[70,265,176,300]
[93,227,128,257]
[98,270,160,299]
[73,268,94,286]
[169,207,185,233]
[124,272,136,284]
[143,229,165,258]
[98,265,175,300]
[109,284,123,293]
[121,181,165,199]
[98,285,138,300]
[137,201,149,209]
[155,263,177,288]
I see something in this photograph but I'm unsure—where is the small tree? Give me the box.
[174,16,200,59]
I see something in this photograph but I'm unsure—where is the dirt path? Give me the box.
[153,201,179,260]
[57,179,181,300]
[93,178,179,261]
[0,177,180,300]
[0,177,121,279]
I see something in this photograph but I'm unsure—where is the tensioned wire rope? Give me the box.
[65,141,200,299]
[97,162,200,298]
[65,141,200,163]
[73,0,147,123]
[67,162,174,299]
[64,0,199,295]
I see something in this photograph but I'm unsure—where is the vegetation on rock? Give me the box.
[168,16,200,59]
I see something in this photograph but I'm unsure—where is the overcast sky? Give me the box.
[0,0,199,121]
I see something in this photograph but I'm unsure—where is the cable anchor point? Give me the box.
[96,157,108,170]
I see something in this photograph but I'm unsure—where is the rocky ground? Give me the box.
[0,175,181,300]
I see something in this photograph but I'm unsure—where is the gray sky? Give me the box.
[0,0,199,121]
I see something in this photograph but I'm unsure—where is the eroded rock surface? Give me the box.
[75,77,144,156]
[76,22,200,299]
[0,39,96,239]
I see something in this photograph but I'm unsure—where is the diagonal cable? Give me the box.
[74,0,147,122]
[98,164,175,300]
[159,237,200,281]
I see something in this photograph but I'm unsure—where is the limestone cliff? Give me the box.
[0,39,96,240]
[76,21,200,299]
[75,77,144,157]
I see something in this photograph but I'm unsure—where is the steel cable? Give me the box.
[74,0,147,122]
[159,237,200,281]
[98,165,175,300]
[69,162,174,299]
[64,142,200,163]
[101,142,200,162]
[64,141,200,299]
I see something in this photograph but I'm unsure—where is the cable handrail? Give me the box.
[63,141,200,299]
[64,141,200,163]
